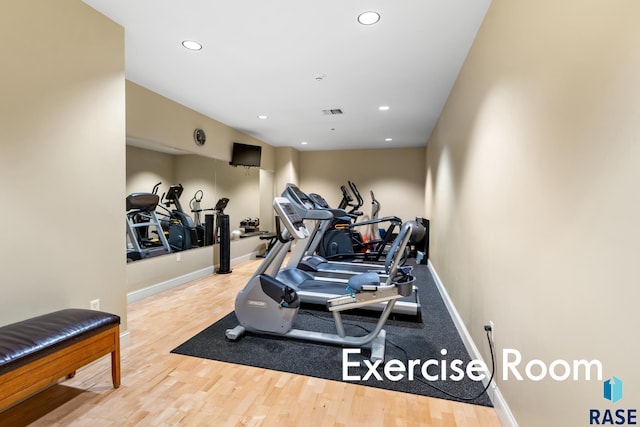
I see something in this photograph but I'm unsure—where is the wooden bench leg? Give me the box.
[111,328,121,388]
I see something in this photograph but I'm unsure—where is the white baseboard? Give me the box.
[128,253,258,304]
[213,251,260,271]
[231,251,259,266]
[427,260,518,427]
[120,330,131,347]
[127,266,214,304]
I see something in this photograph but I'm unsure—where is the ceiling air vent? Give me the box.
[322,108,343,115]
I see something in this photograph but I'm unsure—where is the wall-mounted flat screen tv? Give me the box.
[230,142,261,167]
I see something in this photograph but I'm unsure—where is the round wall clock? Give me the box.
[193,128,206,146]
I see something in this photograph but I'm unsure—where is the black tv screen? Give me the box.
[230,142,261,167]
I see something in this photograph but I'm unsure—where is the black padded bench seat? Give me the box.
[0,308,121,411]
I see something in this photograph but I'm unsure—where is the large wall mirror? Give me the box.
[126,138,266,263]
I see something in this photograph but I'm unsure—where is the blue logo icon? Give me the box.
[604,376,623,403]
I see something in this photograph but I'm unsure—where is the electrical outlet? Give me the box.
[489,320,495,341]
[176,252,181,262]
[90,299,100,310]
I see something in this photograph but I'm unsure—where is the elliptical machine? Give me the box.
[225,197,416,361]
[316,181,402,263]
[158,184,197,251]
[189,189,215,247]
[369,190,382,241]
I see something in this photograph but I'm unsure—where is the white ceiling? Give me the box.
[84,0,491,151]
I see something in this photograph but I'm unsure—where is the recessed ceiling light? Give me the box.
[182,40,202,51]
[385,138,393,142]
[358,11,380,25]
[378,105,390,111]
[257,115,268,119]
[301,141,308,145]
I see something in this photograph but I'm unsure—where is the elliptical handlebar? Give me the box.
[191,189,203,203]
[348,181,364,208]
[337,185,352,210]
[338,184,362,216]
[189,190,214,214]
[370,190,380,218]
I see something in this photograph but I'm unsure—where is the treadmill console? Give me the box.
[283,183,314,210]
[165,184,184,201]
[308,193,330,209]
[273,197,309,240]
[214,197,230,212]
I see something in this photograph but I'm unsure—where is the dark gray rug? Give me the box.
[171,262,493,407]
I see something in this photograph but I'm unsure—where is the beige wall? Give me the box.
[0,2,126,327]
[274,146,300,193]
[126,146,177,193]
[214,161,261,227]
[126,81,275,171]
[299,147,426,223]
[259,169,276,232]
[426,1,640,425]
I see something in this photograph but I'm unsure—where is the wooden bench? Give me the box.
[0,308,121,411]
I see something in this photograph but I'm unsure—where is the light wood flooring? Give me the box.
[0,259,502,427]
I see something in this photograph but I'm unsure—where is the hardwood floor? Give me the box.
[0,259,502,427]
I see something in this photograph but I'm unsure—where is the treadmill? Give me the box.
[276,184,421,319]
[283,184,400,279]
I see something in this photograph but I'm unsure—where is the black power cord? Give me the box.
[385,326,496,402]
[301,310,496,402]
